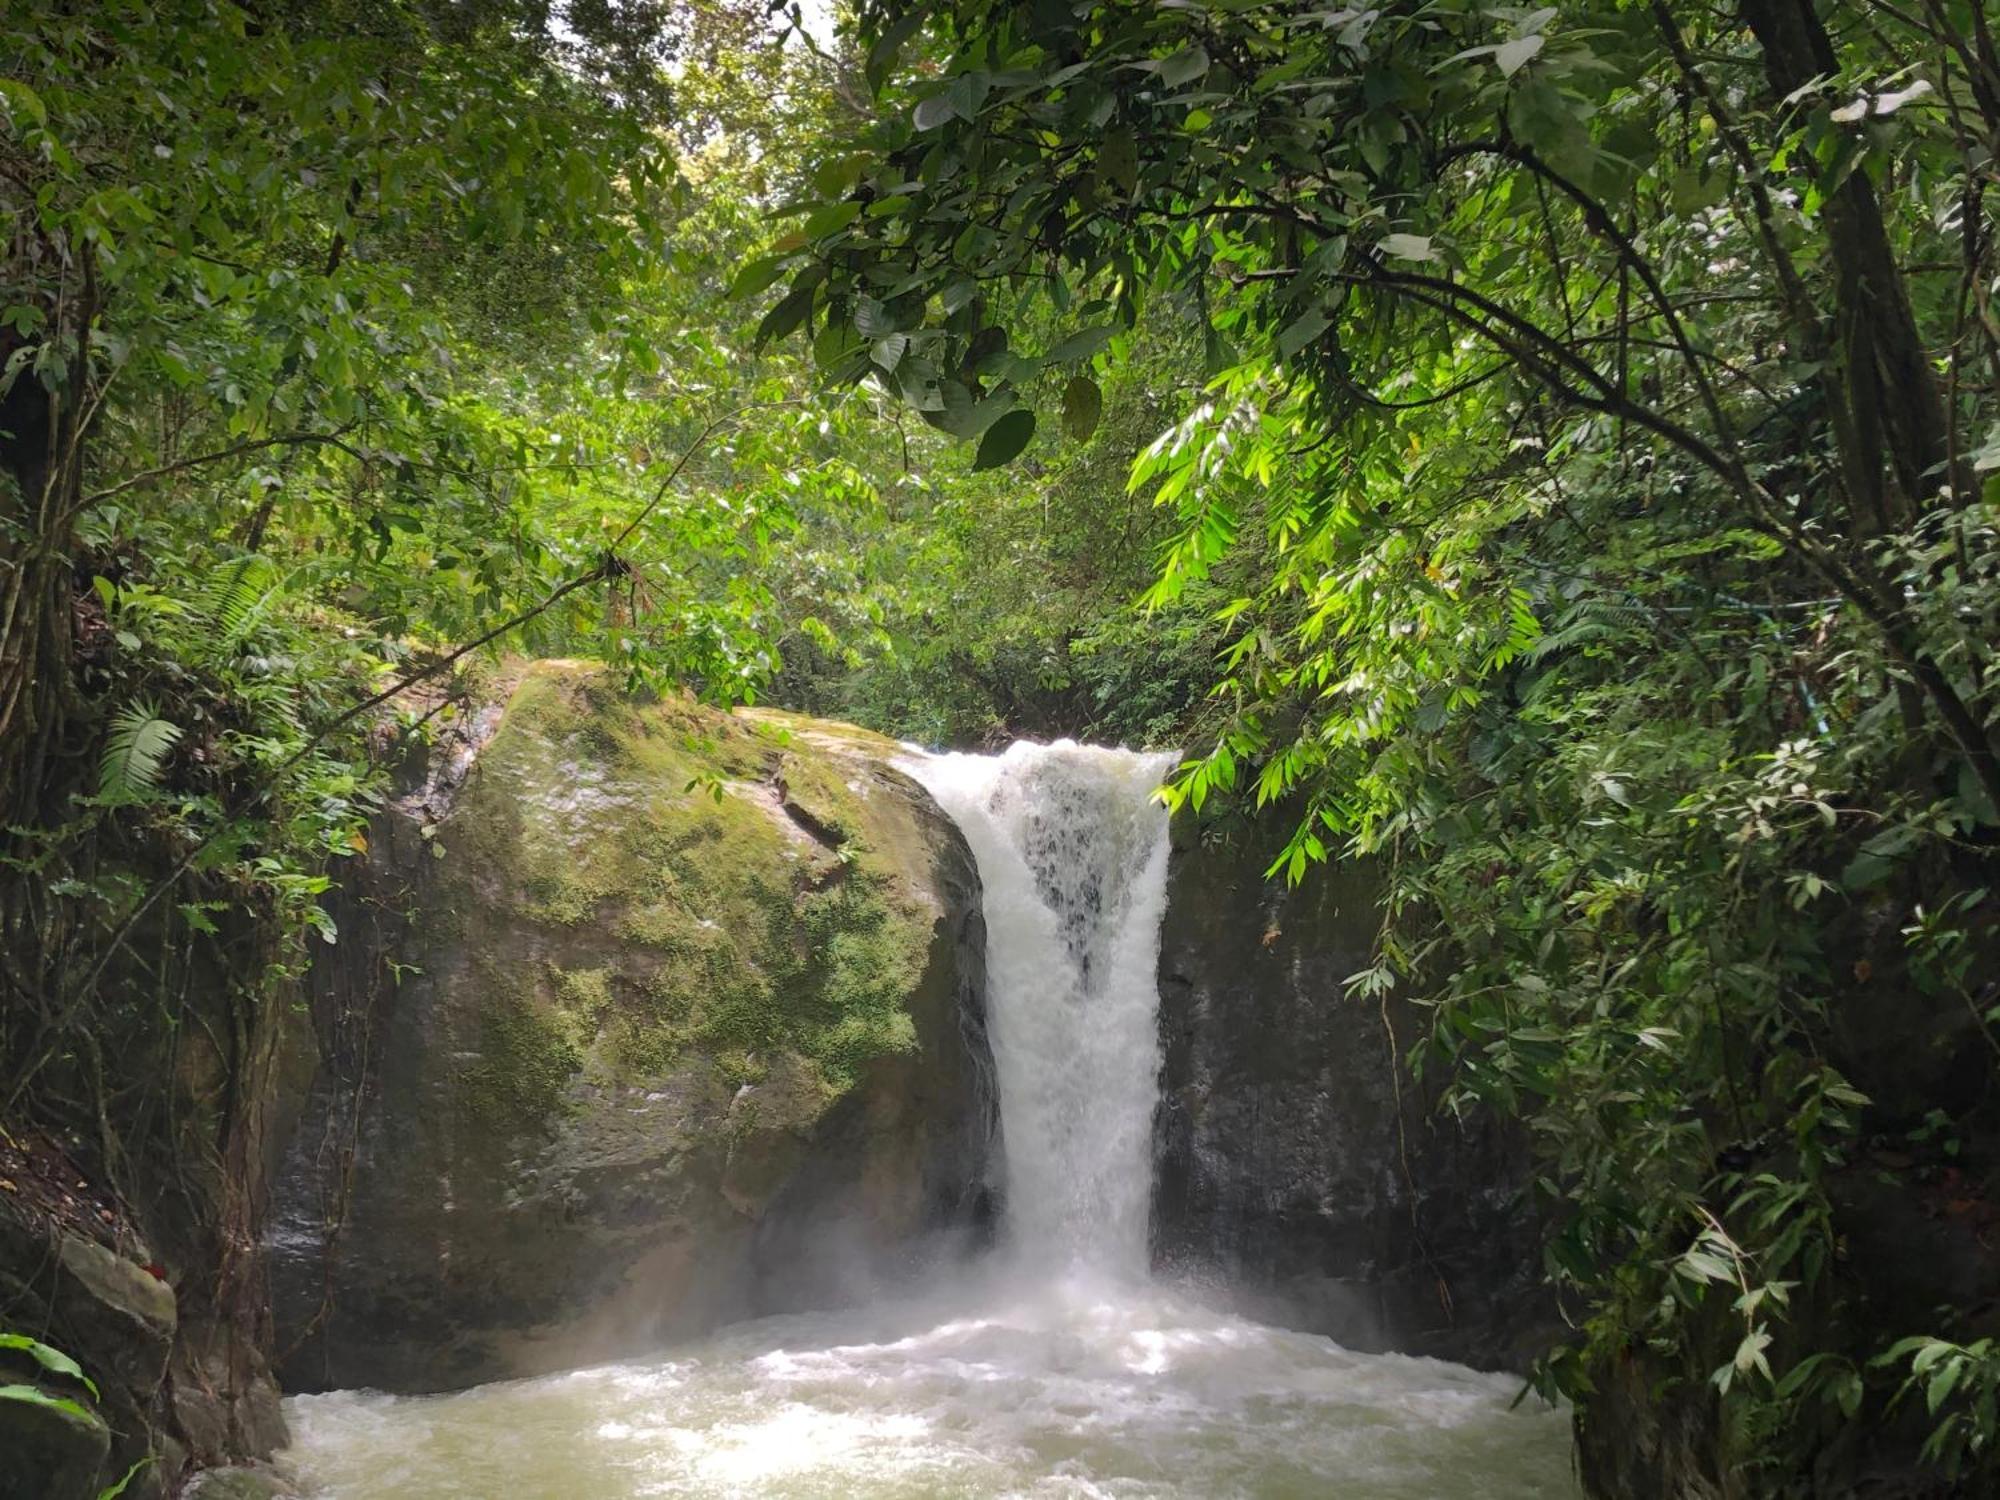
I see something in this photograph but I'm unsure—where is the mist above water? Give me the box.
[281,740,1576,1498]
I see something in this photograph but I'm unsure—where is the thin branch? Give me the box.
[82,426,361,506]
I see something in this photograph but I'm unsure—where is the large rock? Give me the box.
[1151,806,1551,1370]
[0,1208,174,1499]
[0,1381,111,1500]
[269,664,993,1392]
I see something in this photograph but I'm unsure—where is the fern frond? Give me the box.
[198,558,284,645]
[99,703,182,806]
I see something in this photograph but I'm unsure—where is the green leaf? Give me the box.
[866,6,929,89]
[855,295,897,339]
[1275,307,1332,360]
[1678,1248,1733,1283]
[727,255,793,301]
[812,322,864,371]
[1735,1328,1773,1377]
[0,1335,97,1400]
[0,1384,94,1424]
[1100,129,1138,195]
[1971,423,2000,474]
[756,273,822,347]
[917,377,978,436]
[803,201,861,239]
[97,1457,153,1500]
[1046,324,1115,362]
[1495,36,1544,78]
[1380,233,1436,262]
[99,704,182,806]
[943,72,990,122]
[0,78,48,128]
[1155,46,1211,90]
[1061,375,1103,441]
[871,333,910,371]
[812,156,862,197]
[972,409,1036,470]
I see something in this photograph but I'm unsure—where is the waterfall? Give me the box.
[903,741,1177,1278]
[284,737,1579,1499]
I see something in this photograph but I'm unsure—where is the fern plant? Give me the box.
[98,703,182,807]
[197,557,286,646]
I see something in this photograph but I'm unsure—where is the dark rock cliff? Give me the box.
[1151,807,1553,1371]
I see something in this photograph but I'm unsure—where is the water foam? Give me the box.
[284,1280,1573,1498]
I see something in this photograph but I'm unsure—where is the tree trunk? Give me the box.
[1741,0,1959,523]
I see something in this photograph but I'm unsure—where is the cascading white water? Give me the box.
[280,738,1578,1499]
[904,742,1176,1276]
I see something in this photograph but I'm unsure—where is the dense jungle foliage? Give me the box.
[3,0,1999,1493]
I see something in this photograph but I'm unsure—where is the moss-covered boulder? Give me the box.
[268,663,993,1393]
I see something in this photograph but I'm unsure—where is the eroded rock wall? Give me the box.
[269,665,994,1393]
[1151,807,1552,1371]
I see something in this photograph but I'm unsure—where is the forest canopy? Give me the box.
[5,0,2000,1492]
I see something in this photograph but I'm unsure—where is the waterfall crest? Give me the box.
[904,741,1175,1278]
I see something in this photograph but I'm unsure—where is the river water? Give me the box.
[281,742,1575,1498]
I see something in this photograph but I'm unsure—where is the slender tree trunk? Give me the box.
[1741,0,1959,521]
[0,244,95,822]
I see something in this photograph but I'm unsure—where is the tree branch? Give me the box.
[83,427,361,506]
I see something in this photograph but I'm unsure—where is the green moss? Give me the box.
[791,871,925,1086]
[525,871,598,927]
[439,661,938,1118]
[549,964,614,1022]
[461,969,585,1130]
[776,752,863,843]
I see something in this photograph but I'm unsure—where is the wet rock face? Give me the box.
[269,667,994,1394]
[1150,810,1552,1371]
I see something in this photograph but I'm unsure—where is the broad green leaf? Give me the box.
[1496,36,1544,78]
[972,409,1036,469]
[812,156,863,197]
[727,255,793,301]
[0,78,48,128]
[1046,324,1115,362]
[1061,375,1103,441]
[1100,130,1138,195]
[755,280,817,346]
[866,6,929,89]
[1275,307,1332,359]
[1155,46,1210,90]
[802,201,861,239]
[870,333,909,371]
[855,296,897,339]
